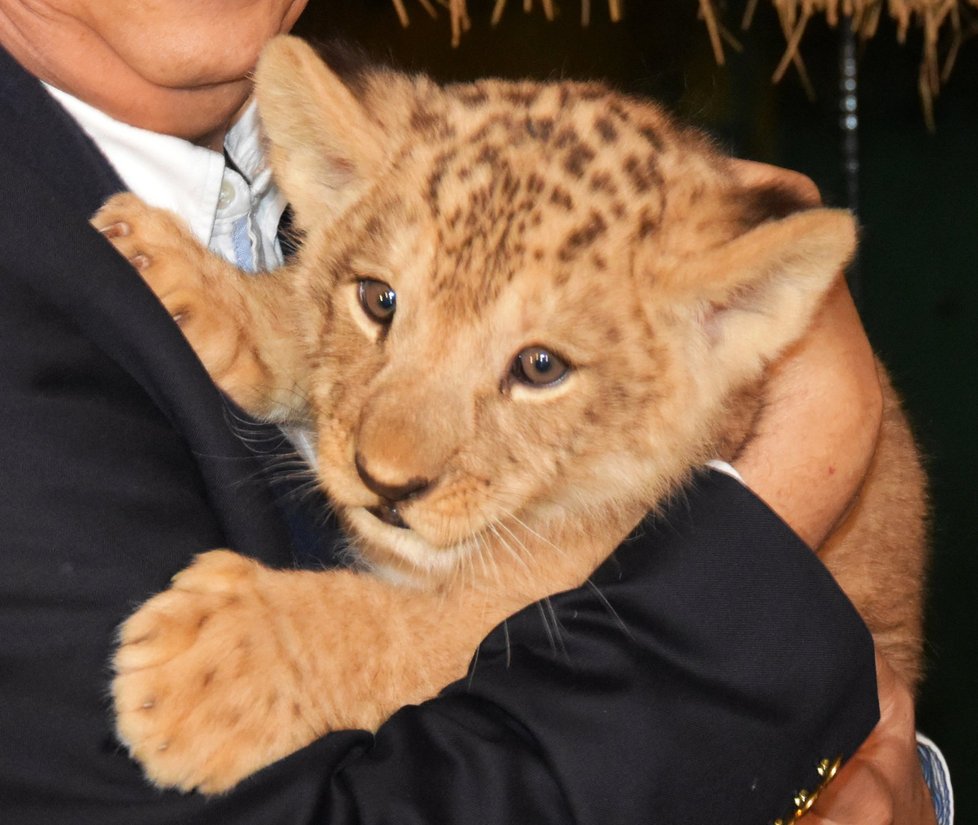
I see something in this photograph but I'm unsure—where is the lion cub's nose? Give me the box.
[355,454,432,503]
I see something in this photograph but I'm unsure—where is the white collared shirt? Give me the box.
[46,85,319,462]
[44,84,286,272]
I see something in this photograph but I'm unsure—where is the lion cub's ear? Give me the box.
[657,208,857,391]
[255,36,387,230]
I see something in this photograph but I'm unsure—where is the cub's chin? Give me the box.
[343,505,475,588]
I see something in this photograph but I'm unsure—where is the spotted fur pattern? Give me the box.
[94,36,926,794]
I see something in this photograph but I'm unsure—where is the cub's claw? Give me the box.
[96,219,152,270]
[97,220,130,239]
[92,193,209,325]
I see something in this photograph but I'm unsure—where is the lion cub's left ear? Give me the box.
[255,36,388,230]
[657,208,857,388]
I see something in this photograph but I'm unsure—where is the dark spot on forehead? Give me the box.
[594,116,618,143]
[499,168,521,199]
[477,143,502,168]
[622,154,663,194]
[577,84,607,101]
[410,104,455,140]
[635,204,662,239]
[550,186,575,211]
[608,101,632,122]
[470,112,517,144]
[455,83,489,107]
[638,125,667,153]
[427,148,457,207]
[502,86,540,107]
[553,127,579,150]
[589,171,616,195]
[564,143,596,178]
[525,117,555,142]
[559,211,607,262]
[526,172,547,195]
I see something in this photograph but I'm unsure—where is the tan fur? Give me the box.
[94,35,927,794]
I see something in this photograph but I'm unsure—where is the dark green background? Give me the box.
[296,1,976,813]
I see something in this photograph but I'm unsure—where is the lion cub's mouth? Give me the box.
[366,502,409,529]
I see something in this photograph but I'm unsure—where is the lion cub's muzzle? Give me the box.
[356,453,431,530]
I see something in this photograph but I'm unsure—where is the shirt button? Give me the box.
[218,179,236,210]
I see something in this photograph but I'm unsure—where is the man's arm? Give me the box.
[730,159,939,825]
[736,276,938,825]
[213,470,878,825]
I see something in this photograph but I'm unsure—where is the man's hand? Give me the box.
[808,653,937,825]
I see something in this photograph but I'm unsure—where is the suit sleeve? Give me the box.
[120,474,876,825]
[286,471,879,825]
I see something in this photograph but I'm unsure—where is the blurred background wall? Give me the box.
[295,0,976,812]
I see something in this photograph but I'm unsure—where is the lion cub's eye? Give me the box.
[511,346,570,387]
[358,279,397,325]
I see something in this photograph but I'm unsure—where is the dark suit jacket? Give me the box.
[0,45,879,824]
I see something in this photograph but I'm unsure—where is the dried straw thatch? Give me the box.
[727,0,978,128]
[391,0,976,126]
[389,0,621,46]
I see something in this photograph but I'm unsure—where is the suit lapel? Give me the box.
[0,46,123,213]
[0,46,333,563]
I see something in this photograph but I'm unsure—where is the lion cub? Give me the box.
[95,36,927,794]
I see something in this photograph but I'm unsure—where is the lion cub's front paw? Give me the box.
[93,193,214,326]
[113,551,319,794]
[92,194,251,386]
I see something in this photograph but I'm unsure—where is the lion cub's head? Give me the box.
[255,37,855,585]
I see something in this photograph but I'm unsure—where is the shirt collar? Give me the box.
[43,85,269,249]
